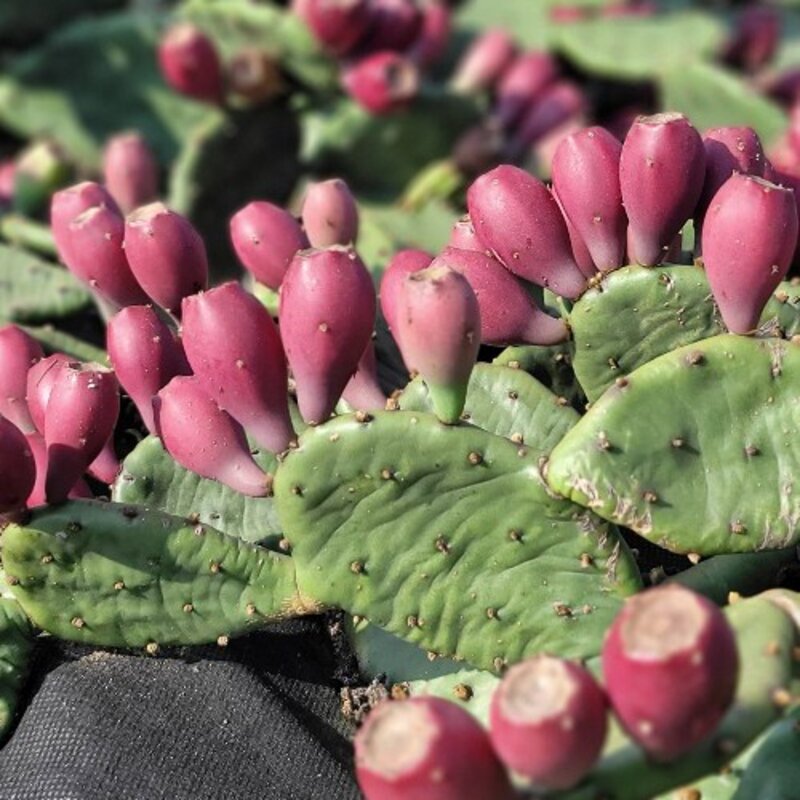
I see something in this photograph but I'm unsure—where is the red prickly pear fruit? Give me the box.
[432,246,568,346]
[0,160,16,207]
[553,187,597,279]
[226,48,285,105]
[86,439,120,485]
[102,132,160,215]
[0,325,43,434]
[281,246,376,424]
[155,376,270,497]
[24,431,91,507]
[489,655,608,790]
[181,283,295,454]
[552,126,626,272]
[26,353,71,435]
[0,416,36,514]
[393,265,480,423]
[451,28,516,95]
[448,215,485,253]
[407,1,451,68]
[301,179,359,247]
[620,112,706,267]
[297,0,371,56]
[342,340,387,411]
[355,697,514,800]
[107,305,191,434]
[124,202,208,314]
[51,181,120,266]
[702,173,798,334]
[43,363,120,504]
[466,164,588,299]
[361,0,423,54]
[378,248,433,340]
[341,51,420,115]
[724,6,780,74]
[63,204,149,309]
[493,51,558,130]
[603,584,739,762]
[158,23,224,104]
[230,201,308,291]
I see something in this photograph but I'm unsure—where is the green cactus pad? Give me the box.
[19,324,106,364]
[548,335,800,555]
[762,280,800,339]
[569,264,724,402]
[2,500,313,649]
[275,411,641,670]
[0,598,33,740]
[408,668,500,726]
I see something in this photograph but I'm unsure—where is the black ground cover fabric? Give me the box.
[0,617,361,800]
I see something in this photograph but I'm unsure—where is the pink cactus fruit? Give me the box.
[393,265,480,423]
[360,0,423,54]
[406,1,451,68]
[297,0,371,56]
[0,160,16,207]
[451,28,516,95]
[43,362,120,504]
[103,132,160,214]
[280,246,376,424]
[489,655,608,790]
[158,23,224,104]
[553,186,597,278]
[378,248,433,346]
[466,164,587,299]
[702,173,798,334]
[107,305,191,434]
[620,112,706,267]
[0,324,43,433]
[0,416,36,514]
[181,283,295,454]
[355,697,514,800]
[301,178,360,247]
[552,126,626,272]
[493,51,558,130]
[448,215,485,253]
[124,202,208,314]
[24,431,91,507]
[341,51,420,114]
[603,584,739,762]
[155,376,271,497]
[724,6,780,73]
[230,201,309,291]
[342,340,387,411]
[431,246,568,346]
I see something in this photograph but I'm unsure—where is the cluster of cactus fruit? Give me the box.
[2,107,800,798]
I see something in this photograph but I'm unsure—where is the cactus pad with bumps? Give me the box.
[0,598,33,739]
[274,411,641,671]
[2,500,312,648]
[547,335,800,555]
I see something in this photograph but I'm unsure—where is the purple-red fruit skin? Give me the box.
[230,201,309,290]
[124,202,208,314]
[181,283,295,454]
[158,24,224,104]
[448,216,485,253]
[0,325,43,434]
[26,353,70,435]
[554,186,597,278]
[508,80,586,154]
[107,305,191,434]
[378,248,432,341]
[407,1,451,68]
[702,173,798,334]
[342,51,419,114]
[360,0,422,54]
[489,655,608,790]
[467,164,587,299]
[451,28,516,94]
[0,416,35,514]
[43,363,120,504]
[355,697,514,800]
[493,51,558,129]
[281,247,376,425]
[299,0,371,56]
[432,247,568,345]
[155,376,270,497]
[302,179,359,247]
[103,132,160,214]
[619,112,706,266]
[602,584,739,762]
[342,340,387,411]
[552,126,626,272]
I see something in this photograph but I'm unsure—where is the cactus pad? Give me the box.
[0,598,33,739]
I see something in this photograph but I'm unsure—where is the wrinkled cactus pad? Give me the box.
[0,598,33,740]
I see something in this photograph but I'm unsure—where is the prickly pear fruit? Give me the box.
[342,340,387,411]
[102,132,159,214]
[43,363,119,504]
[448,216,484,253]
[341,52,419,114]
[467,165,587,299]
[431,246,567,346]
[378,248,432,340]
[393,265,480,423]
[552,126,626,272]
[298,0,371,56]
[489,655,607,790]
[280,246,376,424]
[0,416,35,514]
[51,181,119,267]
[301,179,359,247]
[724,6,780,73]
[0,325,43,434]
[620,112,706,266]
[702,174,798,334]
[106,305,191,433]
[602,584,739,761]
[355,698,514,800]
[226,48,285,104]
[230,201,308,291]
[361,0,422,53]
[181,282,295,454]
[124,202,208,314]
[553,187,596,278]
[158,23,224,104]
[407,1,451,68]
[155,376,271,497]
[451,28,516,94]
[493,51,558,129]
[24,431,91,507]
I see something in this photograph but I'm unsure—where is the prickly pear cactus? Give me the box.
[0,597,33,740]
[274,410,641,670]
[547,335,800,555]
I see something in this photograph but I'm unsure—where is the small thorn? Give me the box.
[453,684,473,701]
